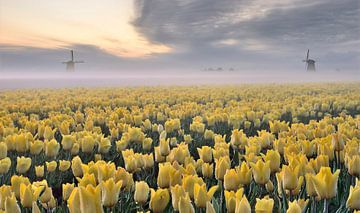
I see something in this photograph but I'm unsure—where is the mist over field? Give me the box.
[0,69,359,89]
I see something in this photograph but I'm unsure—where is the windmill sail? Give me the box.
[303,49,316,72]
[62,50,84,72]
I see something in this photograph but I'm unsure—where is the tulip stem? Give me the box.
[323,199,329,213]
[311,196,316,213]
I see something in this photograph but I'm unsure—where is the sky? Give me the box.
[0,0,359,74]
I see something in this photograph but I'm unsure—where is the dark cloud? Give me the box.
[131,0,360,70]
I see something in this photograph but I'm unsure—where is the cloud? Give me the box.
[131,0,360,70]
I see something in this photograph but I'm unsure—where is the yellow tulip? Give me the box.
[5,194,20,213]
[97,163,116,182]
[157,163,173,188]
[45,139,60,158]
[67,188,80,213]
[281,165,300,191]
[224,169,240,191]
[43,126,55,140]
[311,167,340,200]
[206,201,216,213]
[19,183,44,208]
[305,173,317,197]
[81,136,95,153]
[77,173,97,187]
[30,140,43,155]
[262,150,280,173]
[16,156,31,174]
[134,181,149,205]
[331,133,344,151]
[62,183,75,201]
[236,162,252,186]
[61,135,75,151]
[0,143,7,160]
[287,201,302,213]
[346,155,360,177]
[32,201,41,213]
[15,134,29,153]
[225,190,237,213]
[35,166,44,177]
[46,161,57,172]
[194,183,218,208]
[40,186,53,203]
[78,185,103,213]
[98,137,111,154]
[142,138,153,151]
[10,175,30,199]
[170,185,187,210]
[143,153,154,169]
[182,175,205,199]
[347,179,360,210]
[149,188,170,213]
[266,180,274,193]
[0,185,12,210]
[154,146,166,162]
[235,196,251,213]
[0,157,11,175]
[178,195,195,213]
[71,156,83,177]
[59,160,71,172]
[159,138,170,156]
[71,143,80,155]
[100,178,122,207]
[202,163,213,178]
[255,197,274,213]
[215,156,230,181]
[197,146,213,163]
[250,160,271,185]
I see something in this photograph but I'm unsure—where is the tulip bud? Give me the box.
[134,181,150,205]
[35,166,44,177]
[215,157,230,181]
[100,178,123,207]
[0,157,11,174]
[0,142,7,160]
[197,146,213,163]
[30,140,44,155]
[255,197,274,213]
[45,139,60,158]
[46,161,57,173]
[16,157,31,174]
[346,180,360,210]
[5,194,21,213]
[71,156,83,177]
[98,137,111,154]
[178,195,194,213]
[194,183,218,208]
[59,160,71,172]
[202,163,213,178]
[62,183,75,201]
[150,188,170,213]
[224,169,240,191]
[61,135,74,151]
[81,136,95,153]
[160,138,170,156]
[236,196,251,213]
[250,160,271,185]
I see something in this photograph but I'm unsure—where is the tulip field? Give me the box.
[0,83,359,213]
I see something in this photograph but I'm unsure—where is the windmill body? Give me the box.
[303,49,316,71]
[62,50,84,72]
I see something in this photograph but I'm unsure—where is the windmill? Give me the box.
[62,50,84,72]
[303,49,315,71]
